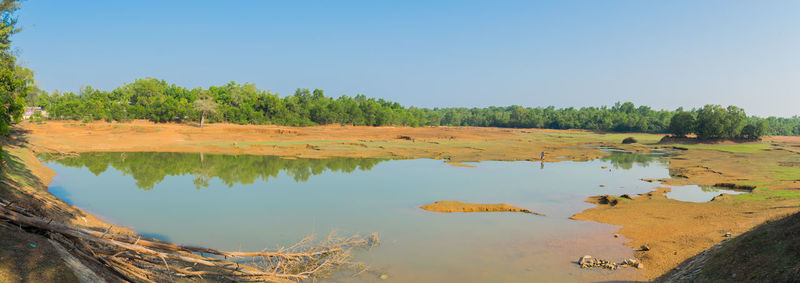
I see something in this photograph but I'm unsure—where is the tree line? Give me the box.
[668,105,770,140]
[23,77,800,138]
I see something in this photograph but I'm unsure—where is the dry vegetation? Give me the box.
[0,200,377,282]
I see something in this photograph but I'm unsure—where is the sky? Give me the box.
[12,1,800,117]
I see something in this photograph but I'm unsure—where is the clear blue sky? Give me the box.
[13,1,800,117]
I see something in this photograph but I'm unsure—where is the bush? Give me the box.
[669,112,695,137]
[740,120,768,140]
[696,105,727,140]
[622,137,638,144]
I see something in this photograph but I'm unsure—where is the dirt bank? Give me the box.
[573,139,800,280]
[420,201,545,215]
[0,134,133,282]
[571,188,800,279]
[656,210,800,282]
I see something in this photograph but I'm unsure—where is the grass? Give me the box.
[735,187,800,201]
[526,131,664,144]
[591,133,664,144]
[675,143,771,153]
[733,181,773,187]
[773,166,800,181]
[689,211,800,281]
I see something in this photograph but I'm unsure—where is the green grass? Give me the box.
[591,133,663,144]
[524,131,664,144]
[734,181,774,187]
[773,166,800,181]
[677,143,770,153]
[736,188,800,201]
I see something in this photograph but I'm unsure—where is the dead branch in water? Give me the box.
[0,200,378,282]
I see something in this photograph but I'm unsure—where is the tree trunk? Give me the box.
[200,111,206,128]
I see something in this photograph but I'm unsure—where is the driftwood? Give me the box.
[0,200,378,282]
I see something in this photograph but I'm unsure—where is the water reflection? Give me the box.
[42,151,668,190]
[666,185,748,202]
[42,153,671,282]
[40,152,386,190]
[600,151,665,170]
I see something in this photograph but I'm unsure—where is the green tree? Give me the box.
[723,105,747,139]
[0,0,24,168]
[669,111,695,137]
[740,119,769,140]
[193,91,218,127]
[695,105,727,140]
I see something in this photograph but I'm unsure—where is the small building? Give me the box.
[22,107,48,120]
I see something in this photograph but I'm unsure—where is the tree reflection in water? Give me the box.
[41,152,386,190]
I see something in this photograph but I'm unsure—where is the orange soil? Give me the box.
[766,136,800,143]
[572,140,800,279]
[420,201,545,215]
[20,120,612,162]
[571,188,800,280]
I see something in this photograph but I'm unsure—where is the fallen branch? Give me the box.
[0,202,377,282]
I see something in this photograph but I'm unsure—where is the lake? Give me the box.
[41,151,743,282]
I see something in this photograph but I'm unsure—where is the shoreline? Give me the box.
[8,120,800,281]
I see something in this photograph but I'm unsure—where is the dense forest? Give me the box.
[23,78,800,137]
[41,152,386,190]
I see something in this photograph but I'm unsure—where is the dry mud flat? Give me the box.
[9,120,800,281]
[20,120,622,162]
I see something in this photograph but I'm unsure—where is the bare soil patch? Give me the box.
[420,201,545,215]
[19,121,641,162]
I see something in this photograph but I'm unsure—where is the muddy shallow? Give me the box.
[41,152,732,282]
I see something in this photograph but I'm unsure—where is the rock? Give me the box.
[603,262,617,270]
[620,194,632,199]
[599,185,606,187]
[634,262,644,269]
[601,166,608,169]
[724,231,732,237]
[622,137,638,144]
[578,255,592,267]
[379,274,389,280]
[620,258,638,267]
[578,255,619,270]
[640,244,650,251]
[613,234,619,238]
[597,195,619,206]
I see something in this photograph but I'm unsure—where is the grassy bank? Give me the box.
[657,211,800,281]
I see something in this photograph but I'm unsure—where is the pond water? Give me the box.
[41,151,732,282]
